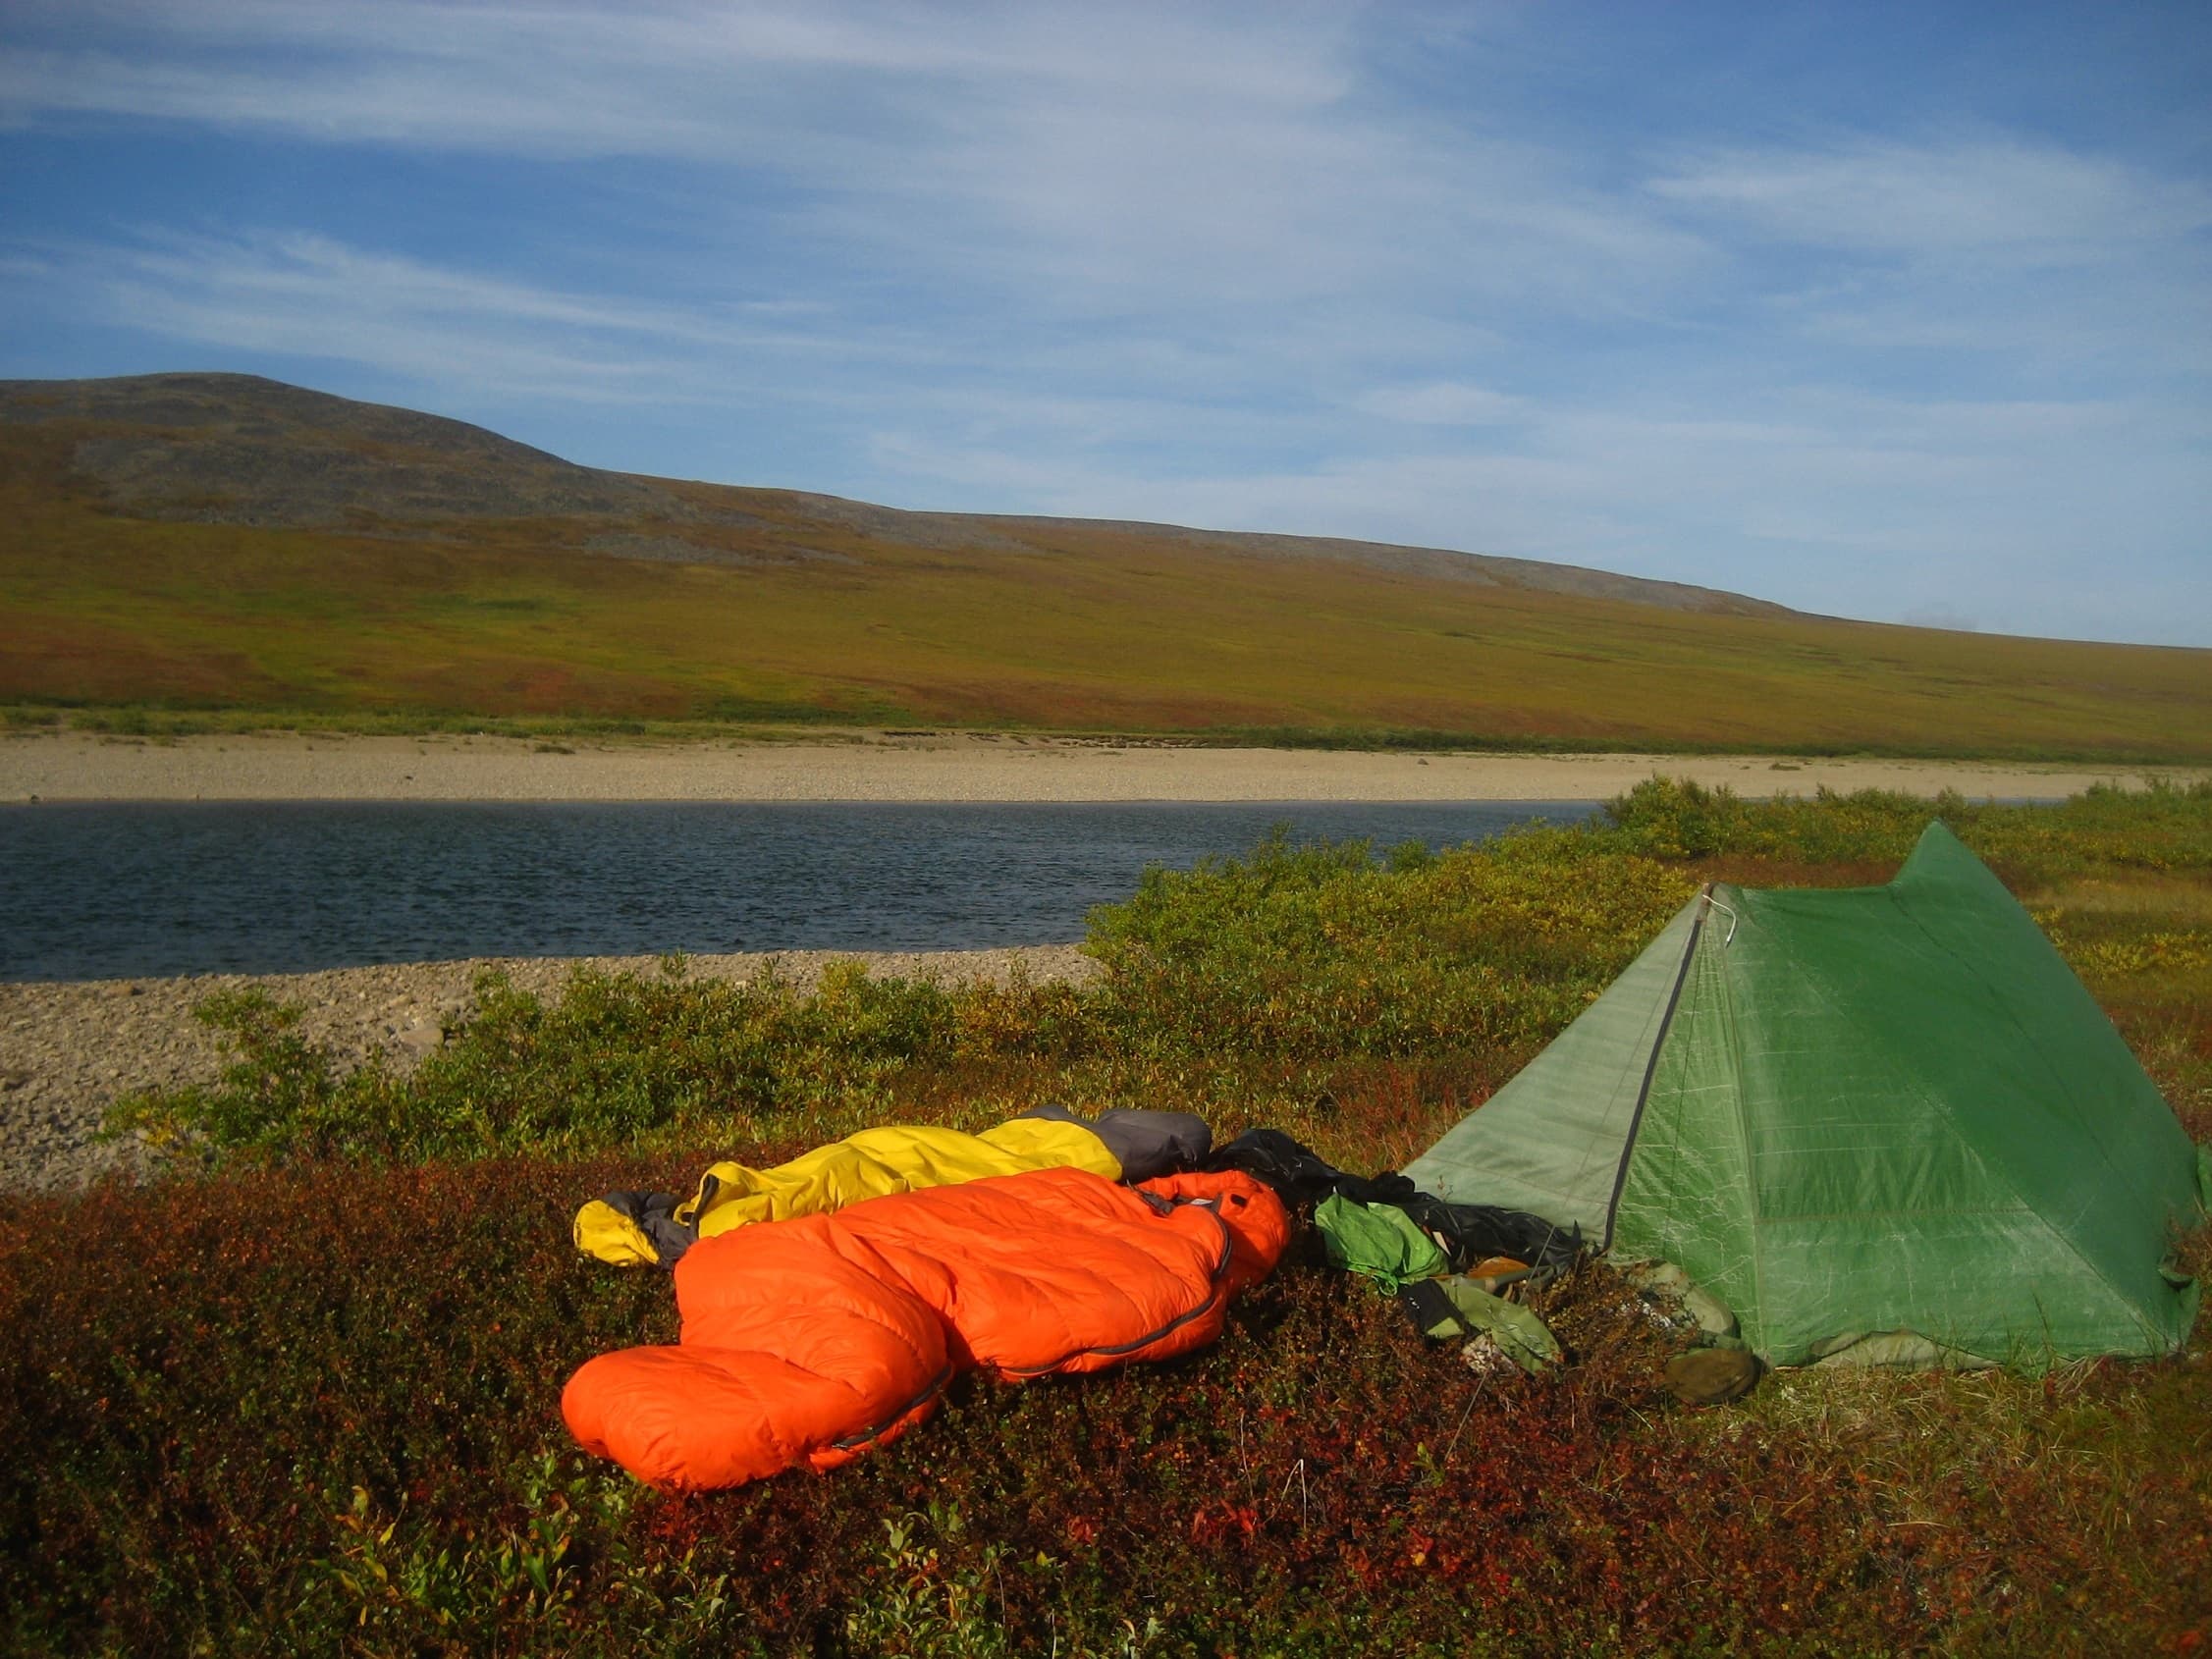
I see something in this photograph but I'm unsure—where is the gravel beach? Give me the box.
[0,945,1098,1192]
[7,729,2197,805]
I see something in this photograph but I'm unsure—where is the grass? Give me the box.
[6,413,2211,758]
[9,699,2210,767]
[1,703,885,743]
[3,781,2209,1653]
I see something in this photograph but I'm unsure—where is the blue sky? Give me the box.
[3,2,2208,647]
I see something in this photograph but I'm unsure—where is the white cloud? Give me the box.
[1648,135,2212,260]
[1353,382,1523,425]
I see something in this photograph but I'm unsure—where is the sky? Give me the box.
[2,1,2208,647]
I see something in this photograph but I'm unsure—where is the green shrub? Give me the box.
[1084,826,1692,1067]
[1599,774,2212,878]
[109,964,1000,1168]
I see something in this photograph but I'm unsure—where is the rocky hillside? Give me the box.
[1,372,1789,617]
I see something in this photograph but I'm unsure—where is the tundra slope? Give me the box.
[1,372,1786,611]
[4,372,2207,757]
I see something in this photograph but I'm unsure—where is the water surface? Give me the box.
[0,799,1598,982]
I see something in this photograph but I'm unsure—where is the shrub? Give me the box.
[1084,826,1692,1067]
[1600,774,2212,880]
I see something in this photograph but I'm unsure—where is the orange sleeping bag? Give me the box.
[563,1165,1290,1490]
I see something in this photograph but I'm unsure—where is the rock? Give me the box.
[1628,1259,1742,1342]
[1462,1332,1518,1381]
[1664,1347,1763,1407]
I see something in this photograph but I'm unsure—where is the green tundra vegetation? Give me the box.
[5,383,2211,760]
[3,780,2208,1655]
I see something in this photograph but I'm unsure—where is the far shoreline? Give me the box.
[4,730,2202,806]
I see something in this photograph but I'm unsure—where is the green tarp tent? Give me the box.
[1404,824,2207,1368]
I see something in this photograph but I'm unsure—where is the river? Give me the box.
[0,798,1599,981]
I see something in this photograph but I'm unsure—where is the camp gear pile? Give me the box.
[1405,822,2208,1368]
[1203,1127,1583,1286]
[1400,1274,1564,1374]
[564,1165,1288,1490]
[565,1112,1578,1487]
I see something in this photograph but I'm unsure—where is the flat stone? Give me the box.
[1664,1346,1762,1407]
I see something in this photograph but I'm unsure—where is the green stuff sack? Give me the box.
[1315,1195,1448,1291]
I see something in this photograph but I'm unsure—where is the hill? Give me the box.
[2,372,2206,759]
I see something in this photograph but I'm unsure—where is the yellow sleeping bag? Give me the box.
[575,1117,1119,1267]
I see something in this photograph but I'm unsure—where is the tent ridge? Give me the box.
[1599,885,1711,1253]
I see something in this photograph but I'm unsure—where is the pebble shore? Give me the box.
[0,945,1096,1191]
[9,729,2193,805]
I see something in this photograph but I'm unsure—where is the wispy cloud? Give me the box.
[1648,135,2212,259]
[9,227,946,402]
[2,1,1701,318]
[1352,383,1524,426]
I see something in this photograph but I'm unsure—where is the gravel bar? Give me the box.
[0,945,1097,1192]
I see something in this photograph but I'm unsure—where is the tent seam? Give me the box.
[1600,892,1707,1253]
[1714,895,1772,1359]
